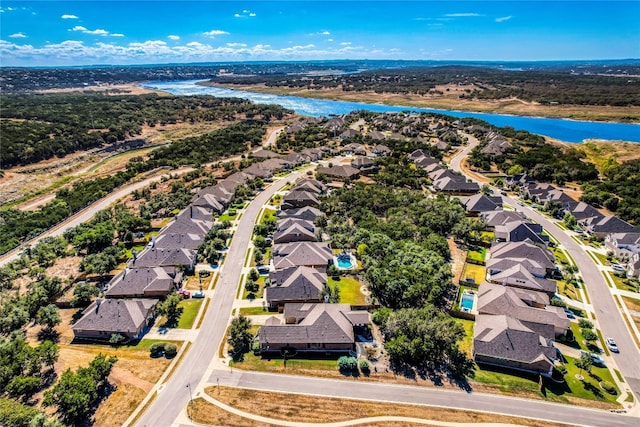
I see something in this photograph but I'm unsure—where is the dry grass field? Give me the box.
[188,386,573,427]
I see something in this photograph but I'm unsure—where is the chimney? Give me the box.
[190,205,193,219]
[95,298,102,312]
[132,249,138,262]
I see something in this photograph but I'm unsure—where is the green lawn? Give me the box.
[125,245,146,259]
[473,359,620,406]
[218,212,237,222]
[239,306,272,316]
[454,318,474,357]
[243,276,266,300]
[556,279,583,302]
[592,251,610,265]
[611,273,639,293]
[232,351,339,372]
[176,299,203,329]
[329,276,366,305]
[257,207,276,225]
[553,247,570,266]
[466,246,486,264]
[561,356,620,404]
[460,263,486,285]
[480,231,495,244]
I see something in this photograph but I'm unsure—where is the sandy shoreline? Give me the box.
[197,81,640,124]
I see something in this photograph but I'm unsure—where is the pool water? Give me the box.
[336,254,354,269]
[461,293,475,310]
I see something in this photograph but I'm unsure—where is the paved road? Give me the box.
[449,137,640,401]
[0,128,285,268]
[134,169,310,427]
[206,369,631,427]
[0,166,192,267]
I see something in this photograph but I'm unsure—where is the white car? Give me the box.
[606,337,619,353]
[611,264,625,272]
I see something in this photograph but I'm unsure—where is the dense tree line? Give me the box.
[0,93,289,168]
[581,158,640,224]
[0,121,268,255]
[321,183,474,374]
[468,126,599,185]
[211,65,640,107]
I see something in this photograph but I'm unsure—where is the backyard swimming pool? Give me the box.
[460,292,476,312]
[335,253,355,270]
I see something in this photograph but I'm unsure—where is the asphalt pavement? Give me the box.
[133,169,311,427]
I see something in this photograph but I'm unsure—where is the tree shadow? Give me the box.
[37,328,60,343]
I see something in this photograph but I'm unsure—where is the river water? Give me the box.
[142,80,639,143]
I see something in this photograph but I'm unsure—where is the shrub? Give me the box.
[578,319,593,329]
[164,343,178,358]
[581,328,598,341]
[337,356,358,372]
[600,381,616,394]
[149,343,165,357]
[359,359,370,372]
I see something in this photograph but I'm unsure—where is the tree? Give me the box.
[337,356,358,372]
[227,315,253,360]
[43,369,97,424]
[244,279,259,293]
[71,282,99,307]
[578,319,593,329]
[563,212,577,230]
[85,353,117,386]
[109,333,126,346]
[156,293,184,327]
[249,268,260,282]
[254,249,264,265]
[6,376,41,402]
[575,353,593,377]
[36,304,61,331]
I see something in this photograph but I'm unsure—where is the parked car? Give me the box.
[606,337,619,353]
[581,351,606,367]
[611,264,625,272]
[192,291,205,299]
[178,289,191,298]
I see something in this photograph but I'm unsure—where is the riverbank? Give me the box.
[199,81,640,124]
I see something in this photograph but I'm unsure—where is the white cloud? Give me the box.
[321,31,330,35]
[203,29,229,37]
[168,35,180,40]
[9,32,27,38]
[445,13,482,17]
[61,14,78,19]
[71,25,114,36]
[327,39,333,42]
[495,16,512,23]
[0,38,395,66]
[235,10,256,18]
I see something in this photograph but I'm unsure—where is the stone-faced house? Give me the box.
[72,298,157,341]
[257,303,370,353]
[473,314,557,376]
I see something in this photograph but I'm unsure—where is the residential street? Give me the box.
[132,168,311,427]
[449,139,640,404]
[201,369,632,427]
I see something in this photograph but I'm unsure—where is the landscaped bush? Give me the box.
[149,342,165,357]
[600,381,616,394]
[164,343,178,358]
[337,356,358,372]
[578,319,594,329]
[359,359,370,373]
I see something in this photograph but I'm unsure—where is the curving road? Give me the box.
[449,137,640,403]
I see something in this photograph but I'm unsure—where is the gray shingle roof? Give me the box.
[264,266,326,305]
[273,223,317,244]
[105,267,176,298]
[272,242,332,269]
[473,314,557,366]
[73,298,157,336]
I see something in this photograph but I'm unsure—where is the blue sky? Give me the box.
[1,1,638,66]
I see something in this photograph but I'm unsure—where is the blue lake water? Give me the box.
[142,80,640,143]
